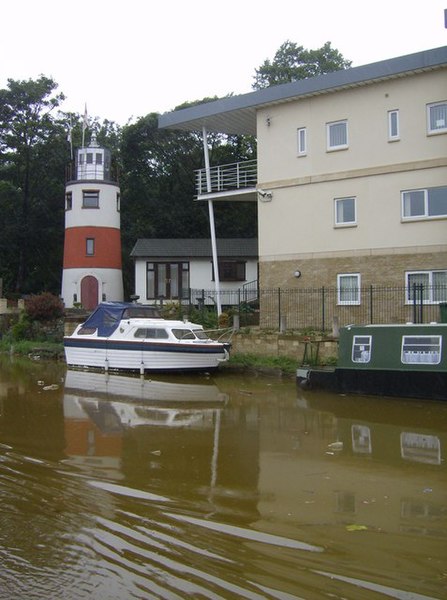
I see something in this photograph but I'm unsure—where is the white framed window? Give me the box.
[402,186,447,220]
[427,101,447,134]
[388,109,400,140]
[406,270,447,304]
[82,189,100,208]
[352,335,372,363]
[297,127,307,156]
[337,273,361,305]
[327,120,348,151]
[401,335,441,365]
[335,197,356,226]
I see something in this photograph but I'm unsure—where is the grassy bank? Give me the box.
[0,341,298,376]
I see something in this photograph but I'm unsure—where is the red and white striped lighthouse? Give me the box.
[61,133,124,310]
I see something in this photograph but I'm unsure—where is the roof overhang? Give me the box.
[158,46,447,136]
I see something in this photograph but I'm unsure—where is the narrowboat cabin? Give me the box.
[297,323,447,401]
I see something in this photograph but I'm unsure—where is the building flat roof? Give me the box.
[158,46,447,136]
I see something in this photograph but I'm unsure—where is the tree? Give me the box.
[0,76,66,294]
[253,41,351,89]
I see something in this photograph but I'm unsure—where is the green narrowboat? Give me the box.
[297,323,447,401]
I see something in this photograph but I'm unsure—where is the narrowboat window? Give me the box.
[172,329,195,340]
[401,335,441,364]
[352,335,372,363]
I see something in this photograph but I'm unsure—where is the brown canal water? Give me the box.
[0,356,446,599]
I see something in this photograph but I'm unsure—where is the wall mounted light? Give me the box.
[258,189,272,202]
[294,270,302,278]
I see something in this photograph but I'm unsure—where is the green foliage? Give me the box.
[228,352,298,374]
[25,292,64,322]
[0,76,66,295]
[253,41,351,89]
[8,314,32,341]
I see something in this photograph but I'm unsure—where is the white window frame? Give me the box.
[427,101,447,135]
[334,196,356,227]
[337,273,361,305]
[327,120,348,151]
[405,270,447,304]
[401,186,447,220]
[388,109,400,141]
[401,335,441,365]
[352,335,372,363]
[297,127,307,156]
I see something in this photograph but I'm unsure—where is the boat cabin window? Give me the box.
[192,329,209,340]
[123,306,161,319]
[77,327,97,335]
[172,329,196,340]
[401,335,441,364]
[134,328,169,339]
[352,335,372,363]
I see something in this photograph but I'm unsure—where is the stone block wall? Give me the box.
[231,330,338,364]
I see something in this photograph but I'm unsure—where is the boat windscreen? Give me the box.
[123,306,161,319]
[82,305,124,337]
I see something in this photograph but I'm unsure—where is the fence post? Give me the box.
[278,287,281,331]
[369,285,373,324]
[412,283,417,323]
[321,286,325,332]
[419,284,424,324]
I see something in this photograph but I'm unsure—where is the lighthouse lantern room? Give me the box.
[61,133,124,310]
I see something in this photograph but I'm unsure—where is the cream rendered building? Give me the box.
[159,47,447,318]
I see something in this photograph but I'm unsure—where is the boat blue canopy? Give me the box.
[82,302,161,337]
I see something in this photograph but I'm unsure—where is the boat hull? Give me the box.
[297,367,447,401]
[64,338,229,373]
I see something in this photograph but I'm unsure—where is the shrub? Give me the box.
[25,292,64,322]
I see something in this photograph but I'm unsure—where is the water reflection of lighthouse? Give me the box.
[61,132,124,310]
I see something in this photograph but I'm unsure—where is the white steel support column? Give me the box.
[202,126,222,316]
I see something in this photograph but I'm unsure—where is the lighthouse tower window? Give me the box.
[65,192,72,211]
[86,238,95,256]
[83,190,99,208]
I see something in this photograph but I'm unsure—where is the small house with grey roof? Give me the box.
[131,238,258,307]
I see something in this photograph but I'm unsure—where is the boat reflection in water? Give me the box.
[63,369,229,482]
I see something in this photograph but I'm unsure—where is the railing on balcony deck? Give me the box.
[195,159,257,196]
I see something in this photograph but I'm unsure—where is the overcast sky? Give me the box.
[1,0,446,125]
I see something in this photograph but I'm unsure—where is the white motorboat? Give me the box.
[64,302,231,373]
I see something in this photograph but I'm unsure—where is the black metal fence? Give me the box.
[188,285,447,331]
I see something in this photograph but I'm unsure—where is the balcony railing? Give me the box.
[195,159,257,196]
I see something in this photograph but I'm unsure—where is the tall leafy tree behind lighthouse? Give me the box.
[0,76,66,294]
